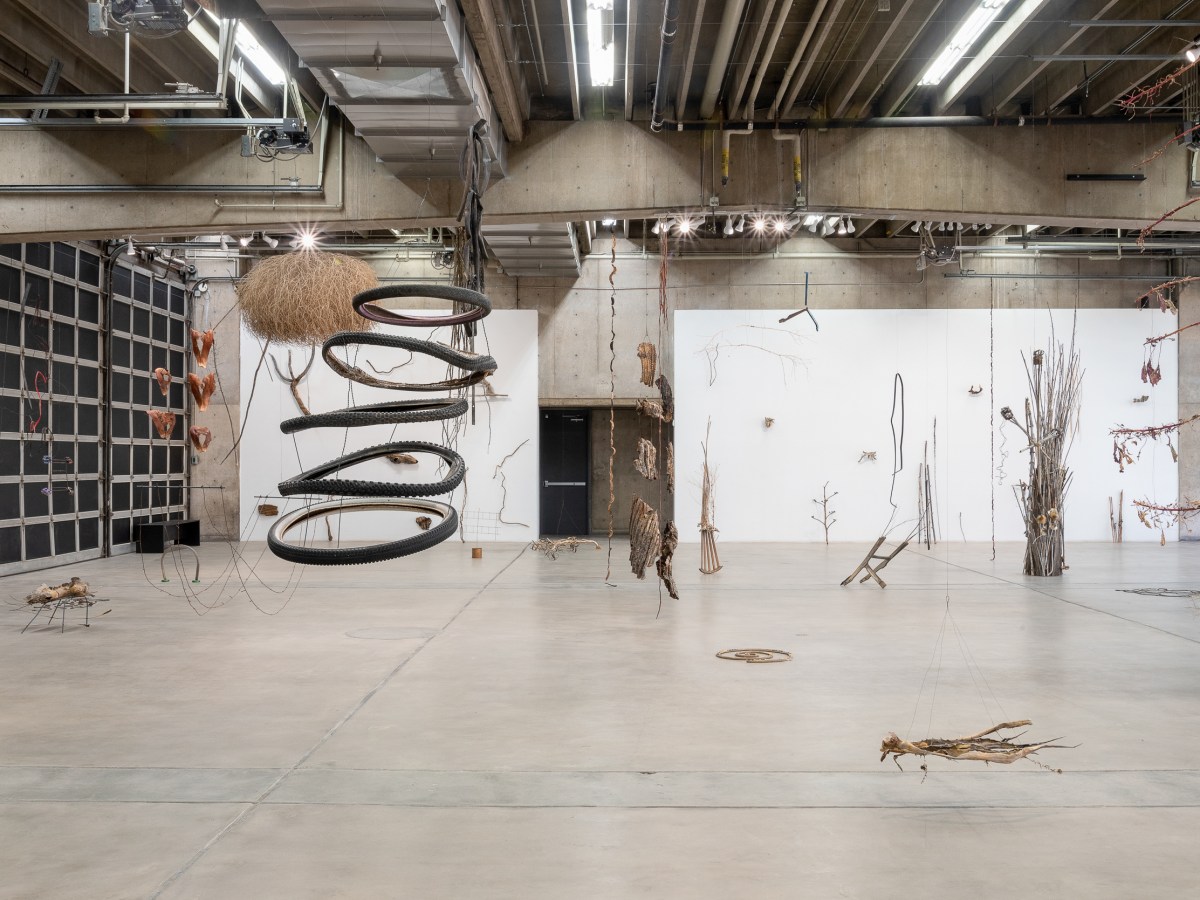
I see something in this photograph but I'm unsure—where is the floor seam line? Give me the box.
[145,544,528,899]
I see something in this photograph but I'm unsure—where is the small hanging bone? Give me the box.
[146,410,176,440]
[153,367,172,396]
[186,372,217,411]
[634,437,658,480]
[190,329,215,368]
[637,341,657,386]
[189,426,213,453]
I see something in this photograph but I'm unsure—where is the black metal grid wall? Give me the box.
[107,262,189,555]
[0,241,190,575]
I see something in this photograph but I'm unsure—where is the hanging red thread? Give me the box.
[27,371,48,434]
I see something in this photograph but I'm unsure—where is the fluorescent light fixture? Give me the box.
[231,20,286,86]
[600,217,617,228]
[586,1,616,88]
[1188,39,1200,63]
[919,0,1012,87]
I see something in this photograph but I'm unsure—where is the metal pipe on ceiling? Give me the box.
[650,0,681,132]
[727,0,778,121]
[769,0,828,119]
[674,0,708,122]
[0,93,229,111]
[744,0,794,118]
[779,0,848,117]
[699,0,749,119]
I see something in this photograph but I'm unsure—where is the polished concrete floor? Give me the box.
[1,539,1198,898]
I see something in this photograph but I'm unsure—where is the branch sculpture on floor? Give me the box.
[699,420,721,574]
[811,482,837,544]
[1001,342,1081,577]
[880,720,1071,772]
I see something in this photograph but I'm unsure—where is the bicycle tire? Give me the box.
[278,442,465,498]
[352,284,491,328]
[322,332,497,391]
[267,499,458,566]
[281,398,469,434]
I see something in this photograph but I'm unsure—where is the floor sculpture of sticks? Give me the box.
[880,720,1072,771]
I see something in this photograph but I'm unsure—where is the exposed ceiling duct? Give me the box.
[256,0,506,178]
[481,222,582,278]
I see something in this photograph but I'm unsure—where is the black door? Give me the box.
[540,409,589,535]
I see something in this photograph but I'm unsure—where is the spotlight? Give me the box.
[774,218,790,234]
[845,217,855,234]
[819,216,837,236]
[803,214,821,231]
[125,238,136,256]
[263,234,279,249]
[1187,38,1200,63]
[296,230,317,250]
[751,216,767,233]
[651,219,662,235]
[677,218,693,235]
[723,217,734,236]
[735,216,745,233]
[238,234,253,247]
[910,221,921,233]
[218,234,229,251]
[836,217,848,236]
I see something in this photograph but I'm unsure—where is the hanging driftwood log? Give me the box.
[146,410,176,440]
[187,372,217,411]
[629,497,661,579]
[880,720,1072,771]
[634,437,658,480]
[666,441,674,494]
[637,341,657,386]
[656,521,679,599]
[153,367,172,396]
[188,426,213,453]
[655,374,674,423]
[636,398,664,421]
[190,328,215,368]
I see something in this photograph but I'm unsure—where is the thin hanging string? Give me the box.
[604,233,617,583]
[990,288,997,561]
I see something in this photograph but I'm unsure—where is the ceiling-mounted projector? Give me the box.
[88,1,190,37]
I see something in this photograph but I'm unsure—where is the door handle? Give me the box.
[543,481,586,487]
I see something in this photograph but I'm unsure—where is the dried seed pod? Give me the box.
[188,426,213,453]
[187,372,217,411]
[153,367,172,396]
[190,329,215,368]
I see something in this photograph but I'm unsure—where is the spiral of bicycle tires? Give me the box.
[268,284,497,566]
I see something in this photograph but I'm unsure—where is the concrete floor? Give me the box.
[0,539,1198,898]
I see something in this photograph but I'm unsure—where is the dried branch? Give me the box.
[1119,57,1200,112]
[700,325,807,387]
[811,481,838,544]
[492,439,530,527]
[269,347,317,417]
[880,720,1071,771]
[531,537,602,559]
[1138,197,1200,249]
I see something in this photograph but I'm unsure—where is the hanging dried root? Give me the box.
[25,577,93,605]
[190,328,215,368]
[666,441,675,494]
[637,341,657,386]
[636,398,665,421]
[629,497,661,579]
[656,521,679,599]
[634,437,658,480]
[493,438,530,527]
[146,410,176,440]
[531,537,603,559]
[880,720,1072,771]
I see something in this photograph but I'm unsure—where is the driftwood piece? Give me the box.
[629,497,661,579]
[655,374,674,423]
[146,410,176,440]
[636,398,664,421]
[656,521,680,599]
[189,426,213,453]
[190,329,215,368]
[388,453,419,464]
[187,372,217,411]
[634,438,658,480]
[415,516,432,530]
[153,367,172,396]
[880,720,1071,771]
[637,341,657,386]
[666,441,675,494]
[25,577,93,605]
[840,536,909,588]
[530,537,603,559]
[257,504,279,516]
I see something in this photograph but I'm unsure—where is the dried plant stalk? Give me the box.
[237,251,378,344]
[880,720,1071,770]
[269,348,316,417]
[634,437,658,480]
[811,481,838,544]
[699,419,721,574]
[637,341,657,386]
[1001,341,1081,577]
[629,496,661,579]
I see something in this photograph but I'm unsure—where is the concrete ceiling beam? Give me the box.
[457,0,529,142]
[827,0,922,120]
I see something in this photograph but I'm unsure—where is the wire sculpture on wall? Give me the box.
[267,284,497,565]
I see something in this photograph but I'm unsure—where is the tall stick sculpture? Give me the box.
[1001,342,1081,577]
[699,419,721,574]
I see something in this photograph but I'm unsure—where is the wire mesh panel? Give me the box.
[107,260,189,554]
[0,242,107,575]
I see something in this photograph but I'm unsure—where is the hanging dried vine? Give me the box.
[493,438,530,527]
[1110,414,1199,470]
[605,233,617,580]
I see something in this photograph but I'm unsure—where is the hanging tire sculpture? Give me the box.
[268,284,497,565]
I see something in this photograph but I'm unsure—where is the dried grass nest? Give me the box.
[237,251,378,345]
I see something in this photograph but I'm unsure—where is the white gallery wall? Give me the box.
[238,310,538,543]
[675,308,1179,543]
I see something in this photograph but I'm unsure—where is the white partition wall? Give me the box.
[674,308,1179,543]
[239,310,539,543]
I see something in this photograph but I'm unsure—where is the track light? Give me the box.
[735,216,745,233]
[775,218,791,235]
[218,234,229,251]
[296,230,317,250]
[263,234,279,249]
[910,221,921,233]
[845,216,855,234]
[752,216,767,233]
[677,218,693,235]
[239,234,253,247]
[723,217,734,236]
[836,217,848,236]
[651,219,662,235]
[1187,37,1200,63]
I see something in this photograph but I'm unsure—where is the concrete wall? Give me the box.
[588,408,674,537]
